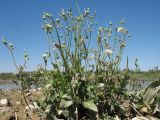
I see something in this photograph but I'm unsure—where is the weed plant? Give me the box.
[37,4,131,119]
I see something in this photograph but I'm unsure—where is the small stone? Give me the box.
[140,107,148,113]
[0,99,9,106]
[16,101,21,105]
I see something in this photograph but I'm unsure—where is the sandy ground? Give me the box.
[0,89,43,120]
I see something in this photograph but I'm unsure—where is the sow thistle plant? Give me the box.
[37,6,133,119]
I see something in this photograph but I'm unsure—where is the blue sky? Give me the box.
[0,0,160,72]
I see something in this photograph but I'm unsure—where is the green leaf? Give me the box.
[60,99,73,108]
[2,37,8,45]
[83,100,98,112]
[145,80,160,91]
[143,81,160,105]
[143,87,157,105]
[63,110,69,117]
[61,94,72,100]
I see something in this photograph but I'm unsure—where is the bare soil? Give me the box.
[0,89,43,120]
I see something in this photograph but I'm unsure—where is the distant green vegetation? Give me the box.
[0,71,37,81]
[129,70,160,81]
[0,72,17,80]
[1,70,160,81]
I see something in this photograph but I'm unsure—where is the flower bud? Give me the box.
[84,8,90,16]
[109,21,112,25]
[2,37,8,46]
[56,19,60,23]
[8,43,14,50]
[42,12,52,19]
[24,49,29,61]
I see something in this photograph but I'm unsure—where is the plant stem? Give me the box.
[10,50,31,111]
[10,50,20,72]
[75,0,81,16]
[51,19,69,73]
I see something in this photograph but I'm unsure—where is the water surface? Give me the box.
[0,80,153,90]
[0,83,19,90]
[126,80,152,90]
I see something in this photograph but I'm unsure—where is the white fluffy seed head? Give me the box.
[105,49,113,56]
[117,27,128,34]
